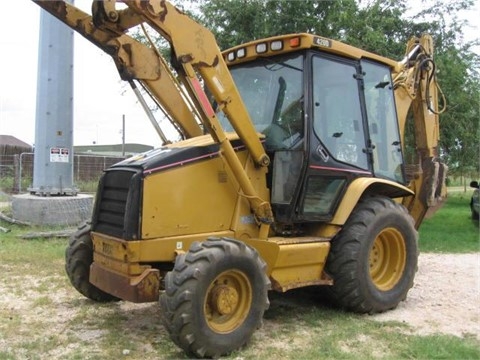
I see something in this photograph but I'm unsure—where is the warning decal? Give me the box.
[50,147,70,163]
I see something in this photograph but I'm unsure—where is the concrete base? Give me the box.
[12,194,94,226]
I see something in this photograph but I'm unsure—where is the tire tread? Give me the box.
[160,237,270,358]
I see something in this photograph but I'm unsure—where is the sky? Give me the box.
[0,0,478,147]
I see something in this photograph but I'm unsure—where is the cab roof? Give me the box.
[222,33,400,71]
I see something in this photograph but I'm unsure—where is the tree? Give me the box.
[409,0,479,177]
[195,0,372,49]
[193,0,479,177]
[436,45,479,177]
[195,0,410,57]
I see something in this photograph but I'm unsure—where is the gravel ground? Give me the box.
[371,253,480,339]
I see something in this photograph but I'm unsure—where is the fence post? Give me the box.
[19,152,34,193]
[76,155,80,181]
[13,154,20,194]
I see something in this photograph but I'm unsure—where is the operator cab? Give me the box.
[219,50,406,229]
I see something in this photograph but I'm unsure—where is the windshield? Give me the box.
[219,53,304,150]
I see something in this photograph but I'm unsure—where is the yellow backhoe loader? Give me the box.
[32,0,446,357]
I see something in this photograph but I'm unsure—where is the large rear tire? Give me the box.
[160,237,270,358]
[325,196,418,313]
[65,222,119,302]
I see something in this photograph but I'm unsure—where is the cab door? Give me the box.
[361,60,405,183]
[296,53,371,221]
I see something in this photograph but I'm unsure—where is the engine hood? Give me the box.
[110,134,246,175]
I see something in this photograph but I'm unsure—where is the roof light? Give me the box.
[289,37,301,48]
[256,43,267,54]
[271,40,283,51]
[237,48,246,58]
[227,52,236,62]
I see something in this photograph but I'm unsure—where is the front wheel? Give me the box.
[65,223,119,302]
[160,237,270,358]
[325,196,418,313]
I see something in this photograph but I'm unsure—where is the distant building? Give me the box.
[0,135,33,156]
[74,143,154,157]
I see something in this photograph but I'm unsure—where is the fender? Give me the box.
[330,177,414,226]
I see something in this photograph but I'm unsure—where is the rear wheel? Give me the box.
[65,223,119,302]
[160,237,270,358]
[325,196,418,313]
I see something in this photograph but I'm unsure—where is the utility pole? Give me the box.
[29,0,77,196]
[13,0,93,227]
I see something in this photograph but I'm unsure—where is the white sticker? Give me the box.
[50,147,69,163]
[176,241,183,250]
[212,76,224,94]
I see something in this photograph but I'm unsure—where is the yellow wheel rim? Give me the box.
[204,270,252,333]
[369,227,406,291]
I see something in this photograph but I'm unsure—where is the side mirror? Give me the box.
[470,181,479,189]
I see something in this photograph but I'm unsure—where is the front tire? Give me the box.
[325,196,418,313]
[160,237,270,358]
[65,222,119,302]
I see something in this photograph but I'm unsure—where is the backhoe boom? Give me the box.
[393,34,446,227]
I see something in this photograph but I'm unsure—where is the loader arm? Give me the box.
[32,0,274,232]
[393,34,446,228]
[117,0,270,167]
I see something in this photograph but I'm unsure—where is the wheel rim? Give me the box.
[204,270,252,334]
[369,227,406,291]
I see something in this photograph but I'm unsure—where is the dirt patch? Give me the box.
[371,253,480,339]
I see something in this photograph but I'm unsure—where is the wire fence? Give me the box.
[0,153,127,194]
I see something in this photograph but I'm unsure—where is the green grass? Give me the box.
[419,192,479,252]
[0,227,65,266]
[0,176,31,195]
[398,334,480,359]
[75,179,100,193]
